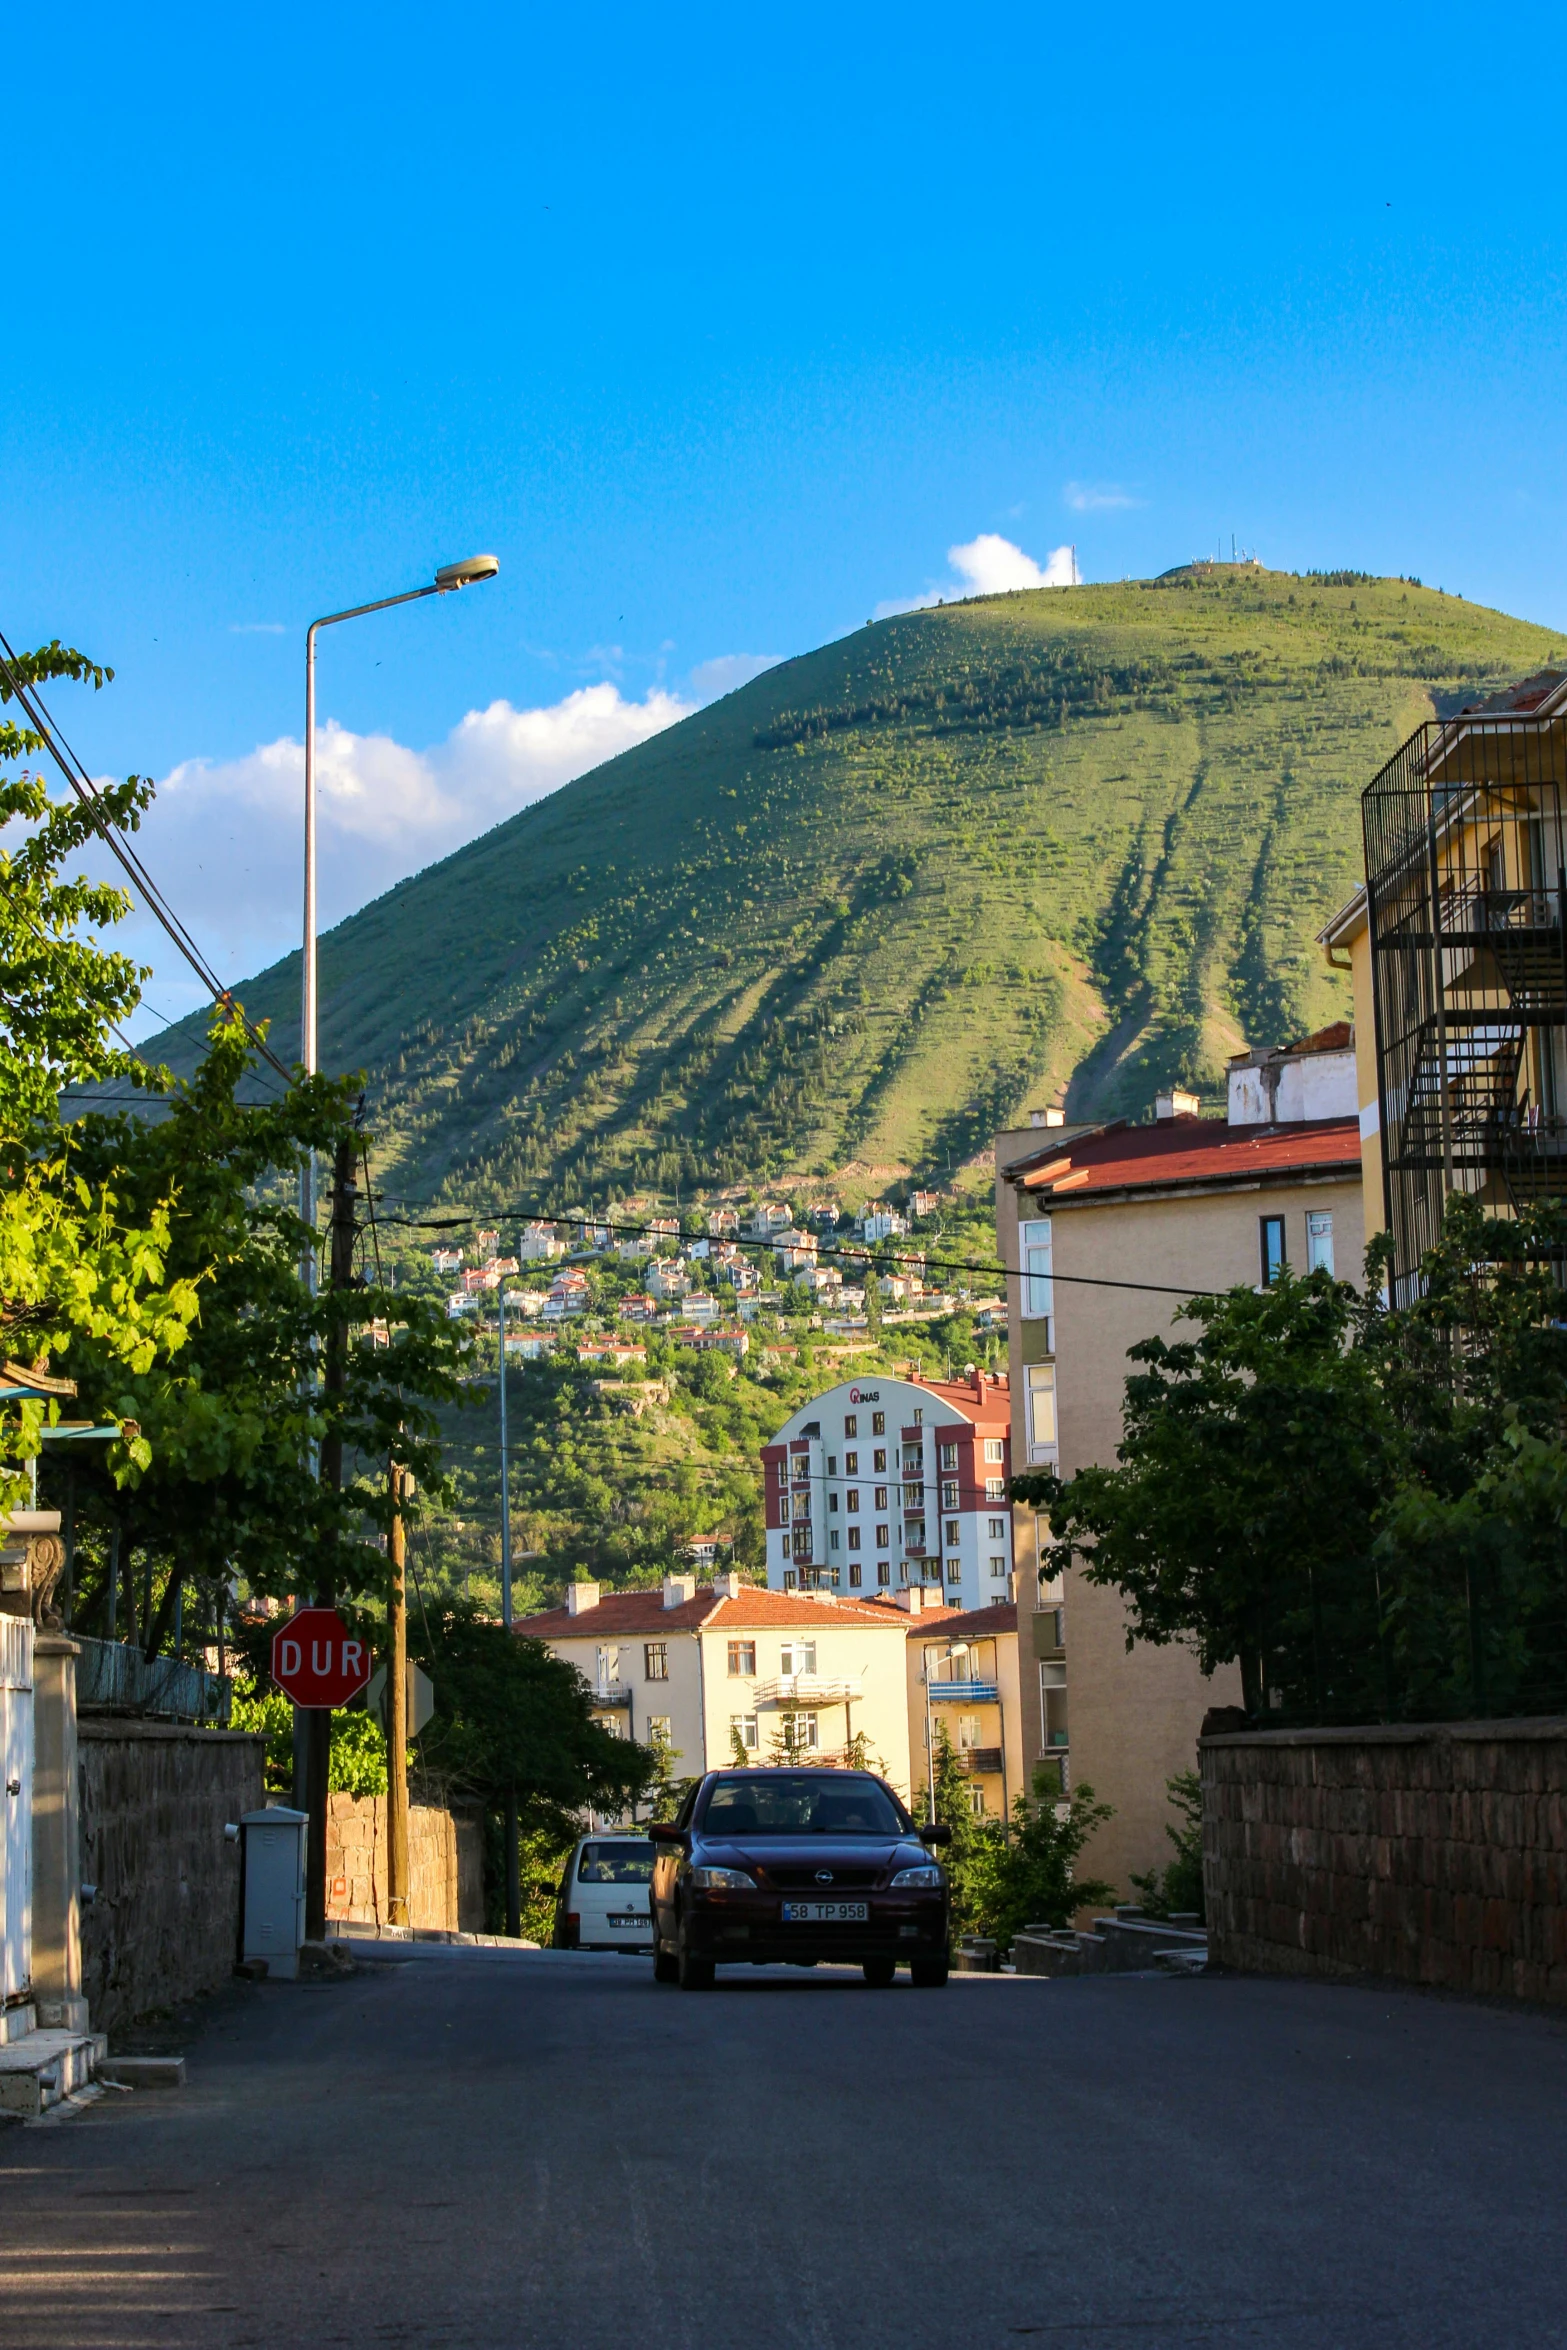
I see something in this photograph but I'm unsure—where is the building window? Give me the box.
[827,1454,838,1476]
[946,1557,961,1582]
[648,1714,672,1745]
[945,1519,961,1546]
[969,1787,988,1819]
[644,1642,668,1681]
[875,1485,888,1510]
[776,1459,788,1487]
[1021,1216,1053,1322]
[730,1712,759,1750]
[1026,1364,1057,1463]
[844,1450,859,1474]
[844,1414,858,1437]
[1260,1214,1286,1286]
[829,1490,839,1512]
[727,1640,756,1676]
[940,1442,958,1472]
[848,1562,862,1587]
[913,1409,923,1427]
[878,1560,891,1586]
[847,1488,860,1513]
[990,1555,1008,1579]
[829,1529,840,1551]
[875,1522,890,1547]
[985,1479,1006,1502]
[873,1448,887,1473]
[847,1525,861,1550]
[783,1570,797,1589]
[958,1712,981,1748]
[872,1412,885,1435]
[1307,1210,1334,1275]
[940,1479,958,1510]
[984,1437,1004,1464]
[778,1496,790,1523]
[780,1640,817,1677]
[987,1517,1006,1540]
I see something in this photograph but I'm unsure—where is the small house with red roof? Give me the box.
[512,1572,916,1802]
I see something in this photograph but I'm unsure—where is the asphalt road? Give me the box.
[4,1945,1567,2350]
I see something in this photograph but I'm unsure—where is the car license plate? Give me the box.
[608,1913,648,1929]
[781,1900,868,1923]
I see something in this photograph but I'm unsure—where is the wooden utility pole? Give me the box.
[304,1132,358,1942]
[387,1459,410,1928]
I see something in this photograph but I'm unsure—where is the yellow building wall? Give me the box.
[905,1623,1025,1824]
[698,1616,914,1801]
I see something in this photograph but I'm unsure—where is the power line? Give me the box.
[0,630,294,1086]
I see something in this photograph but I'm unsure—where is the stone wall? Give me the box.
[1203,1718,1567,2003]
[79,1719,267,2034]
[325,1793,485,1932]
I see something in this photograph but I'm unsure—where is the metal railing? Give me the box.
[926,1677,1000,1702]
[74,1634,232,1725]
[752,1674,864,1708]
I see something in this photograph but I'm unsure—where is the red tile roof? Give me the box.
[1015,1116,1361,1201]
[902,1600,1018,1642]
[515,1584,908,1639]
[904,1370,1011,1426]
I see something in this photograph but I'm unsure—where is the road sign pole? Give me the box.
[304,1134,359,1942]
[387,1460,410,1929]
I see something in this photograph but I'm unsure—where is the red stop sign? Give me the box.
[271,1606,372,1709]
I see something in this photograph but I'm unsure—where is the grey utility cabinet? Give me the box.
[240,1807,307,1979]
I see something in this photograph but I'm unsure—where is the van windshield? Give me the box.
[703,1774,910,1836]
[577,1842,654,1884]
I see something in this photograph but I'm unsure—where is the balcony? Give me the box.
[927,1677,1000,1703]
[588,1682,633,1708]
[958,1747,1004,1776]
[753,1674,864,1708]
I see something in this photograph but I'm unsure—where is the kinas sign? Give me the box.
[271,1606,372,1709]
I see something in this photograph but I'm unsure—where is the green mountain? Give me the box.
[151,566,1566,1206]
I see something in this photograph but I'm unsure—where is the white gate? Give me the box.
[0,1615,33,2005]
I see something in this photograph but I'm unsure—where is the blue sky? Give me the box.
[7,1,1565,1026]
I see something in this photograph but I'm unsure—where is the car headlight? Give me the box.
[890,1864,944,1889]
[686,1865,756,1888]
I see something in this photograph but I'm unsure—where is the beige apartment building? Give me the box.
[514,1573,916,1803]
[995,1031,1363,1898]
[901,1594,1025,1825]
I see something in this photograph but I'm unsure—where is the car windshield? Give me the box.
[576,1842,654,1884]
[702,1774,910,1836]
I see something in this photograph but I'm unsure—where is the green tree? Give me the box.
[1128,1770,1205,1922]
[963,1771,1115,1953]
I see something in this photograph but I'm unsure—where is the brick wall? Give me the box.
[79,1719,267,2034]
[325,1793,485,1932]
[1203,1719,1567,2003]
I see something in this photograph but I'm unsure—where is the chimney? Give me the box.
[971,1365,986,1402]
[663,1573,697,1609]
[565,1581,600,1616]
[712,1570,742,1599]
[1154,1088,1201,1122]
[897,1585,925,1615]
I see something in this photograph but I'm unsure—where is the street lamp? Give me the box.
[299,554,499,1272]
[924,1637,971,1823]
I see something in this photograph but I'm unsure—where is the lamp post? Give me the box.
[293,554,498,1869]
[299,553,499,1273]
[924,1637,969,1823]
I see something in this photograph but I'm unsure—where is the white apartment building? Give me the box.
[515,1572,915,1800]
[761,1371,1014,1614]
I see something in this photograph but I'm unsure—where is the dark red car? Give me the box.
[648,1767,951,1990]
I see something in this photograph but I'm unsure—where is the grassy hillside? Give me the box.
[151,565,1566,1207]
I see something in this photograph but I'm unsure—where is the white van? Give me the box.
[552,1834,656,1952]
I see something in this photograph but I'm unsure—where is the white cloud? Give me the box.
[688,652,783,702]
[89,682,693,1034]
[875,532,1078,618]
[1063,481,1142,513]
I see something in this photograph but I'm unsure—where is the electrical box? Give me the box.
[240,1807,307,1979]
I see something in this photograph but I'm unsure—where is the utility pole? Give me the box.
[387,1458,410,1928]
[498,1276,520,1939]
[301,1131,358,1942]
